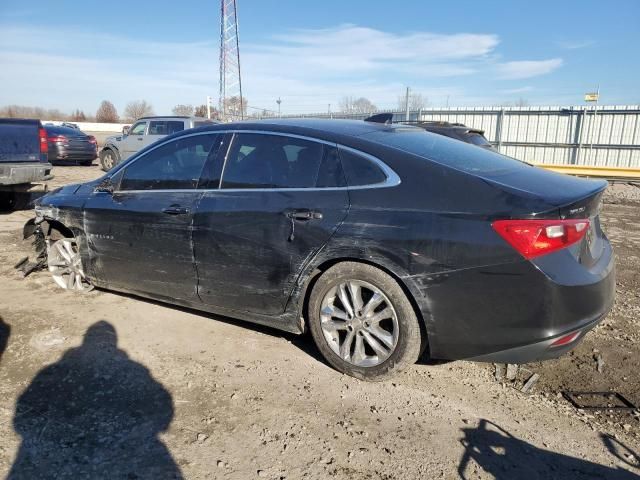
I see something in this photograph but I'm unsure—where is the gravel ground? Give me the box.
[0,165,639,479]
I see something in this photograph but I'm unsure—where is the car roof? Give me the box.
[137,116,212,121]
[195,118,423,139]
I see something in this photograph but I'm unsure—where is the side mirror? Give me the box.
[94,178,115,194]
[122,125,130,136]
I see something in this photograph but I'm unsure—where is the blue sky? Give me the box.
[1,0,639,115]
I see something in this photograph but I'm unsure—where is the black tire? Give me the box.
[307,261,422,381]
[0,192,30,212]
[99,149,119,171]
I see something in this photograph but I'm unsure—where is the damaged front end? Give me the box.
[15,216,48,277]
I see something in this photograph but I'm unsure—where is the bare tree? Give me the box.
[222,96,248,118]
[339,96,377,114]
[96,101,119,123]
[193,104,220,119]
[70,109,87,121]
[397,92,427,111]
[172,104,194,116]
[194,104,207,117]
[124,100,154,121]
[515,97,529,107]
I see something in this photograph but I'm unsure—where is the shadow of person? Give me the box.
[0,316,9,365]
[459,419,640,480]
[8,321,182,479]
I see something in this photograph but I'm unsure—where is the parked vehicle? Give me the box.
[0,118,53,210]
[365,113,495,150]
[99,116,215,171]
[29,119,614,380]
[44,125,97,166]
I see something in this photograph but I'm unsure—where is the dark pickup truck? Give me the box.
[0,119,53,210]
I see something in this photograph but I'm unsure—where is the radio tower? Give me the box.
[219,0,243,122]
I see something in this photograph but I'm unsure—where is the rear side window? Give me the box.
[364,129,524,174]
[221,133,345,189]
[149,121,184,135]
[338,148,386,186]
[119,134,218,190]
[44,126,80,136]
[466,133,491,147]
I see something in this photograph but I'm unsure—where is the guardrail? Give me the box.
[536,164,640,180]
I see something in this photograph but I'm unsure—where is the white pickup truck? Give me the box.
[98,116,215,171]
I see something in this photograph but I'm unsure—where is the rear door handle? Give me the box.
[287,210,323,221]
[162,206,190,215]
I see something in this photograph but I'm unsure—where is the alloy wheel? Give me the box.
[48,239,93,292]
[320,280,399,367]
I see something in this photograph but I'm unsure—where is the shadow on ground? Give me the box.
[8,320,182,479]
[0,316,9,364]
[459,419,640,479]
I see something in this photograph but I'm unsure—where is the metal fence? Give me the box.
[275,105,640,168]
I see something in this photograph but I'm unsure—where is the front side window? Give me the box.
[149,121,185,136]
[129,122,146,136]
[119,134,219,191]
[221,133,345,189]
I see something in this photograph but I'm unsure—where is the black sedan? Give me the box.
[44,125,97,165]
[28,119,615,380]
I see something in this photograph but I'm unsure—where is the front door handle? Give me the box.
[162,205,190,215]
[137,137,144,141]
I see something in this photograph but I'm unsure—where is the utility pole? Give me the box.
[219,0,243,122]
[404,86,410,121]
[276,97,282,118]
[206,95,212,119]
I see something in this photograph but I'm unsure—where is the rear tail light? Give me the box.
[492,218,590,259]
[550,331,581,347]
[47,135,68,144]
[38,128,48,153]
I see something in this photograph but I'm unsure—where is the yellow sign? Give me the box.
[585,92,599,102]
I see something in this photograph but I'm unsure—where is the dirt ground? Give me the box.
[0,165,639,479]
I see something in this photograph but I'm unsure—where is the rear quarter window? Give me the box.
[338,148,387,186]
[364,129,525,174]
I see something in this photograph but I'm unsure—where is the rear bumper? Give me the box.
[467,312,604,363]
[423,240,615,363]
[49,146,97,163]
[0,162,53,186]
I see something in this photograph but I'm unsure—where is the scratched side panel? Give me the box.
[83,191,202,301]
[193,188,349,316]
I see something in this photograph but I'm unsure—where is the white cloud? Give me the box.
[501,86,534,94]
[556,40,595,50]
[496,58,563,80]
[0,23,567,114]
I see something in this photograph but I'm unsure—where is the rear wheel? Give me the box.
[99,149,118,171]
[308,262,422,381]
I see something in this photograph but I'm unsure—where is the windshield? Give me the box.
[363,129,527,174]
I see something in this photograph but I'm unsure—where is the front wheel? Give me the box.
[47,238,93,292]
[308,262,422,381]
[99,149,118,171]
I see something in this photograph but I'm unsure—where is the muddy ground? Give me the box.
[0,164,639,479]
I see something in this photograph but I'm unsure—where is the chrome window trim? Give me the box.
[110,129,401,194]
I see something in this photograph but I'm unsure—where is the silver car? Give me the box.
[99,116,215,171]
